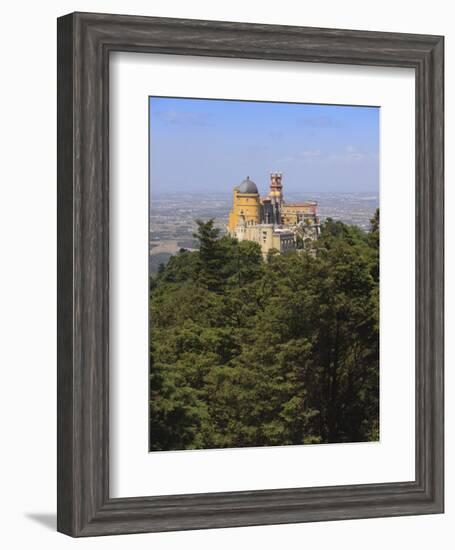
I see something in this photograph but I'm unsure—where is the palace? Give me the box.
[227,173,320,256]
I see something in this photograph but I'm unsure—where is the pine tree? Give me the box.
[193,219,224,292]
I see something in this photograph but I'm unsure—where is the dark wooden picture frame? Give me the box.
[57,12,444,537]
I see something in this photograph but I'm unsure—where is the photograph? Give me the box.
[148,97,380,451]
[0,1,447,544]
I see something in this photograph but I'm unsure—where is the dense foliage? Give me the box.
[149,211,380,450]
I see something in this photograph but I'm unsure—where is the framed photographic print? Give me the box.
[57,12,444,536]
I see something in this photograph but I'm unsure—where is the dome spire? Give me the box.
[237,176,258,194]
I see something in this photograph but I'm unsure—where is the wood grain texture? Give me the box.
[57,12,444,537]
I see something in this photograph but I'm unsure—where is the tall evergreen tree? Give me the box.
[193,219,224,292]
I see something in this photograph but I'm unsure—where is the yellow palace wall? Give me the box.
[228,189,261,230]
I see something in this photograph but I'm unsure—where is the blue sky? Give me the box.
[149,97,379,195]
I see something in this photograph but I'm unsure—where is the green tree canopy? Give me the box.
[150,215,380,450]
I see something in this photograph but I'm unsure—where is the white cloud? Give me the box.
[156,109,211,126]
[302,149,322,159]
[328,145,377,164]
[277,149,322,163]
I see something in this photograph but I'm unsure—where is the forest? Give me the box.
[149,210,380,451]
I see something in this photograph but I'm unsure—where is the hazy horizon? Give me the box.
[150,190,380,197]
[149,97,379,197]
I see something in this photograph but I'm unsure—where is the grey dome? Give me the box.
[237,176,258,194]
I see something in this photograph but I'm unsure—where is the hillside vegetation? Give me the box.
[149,210,380,450]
